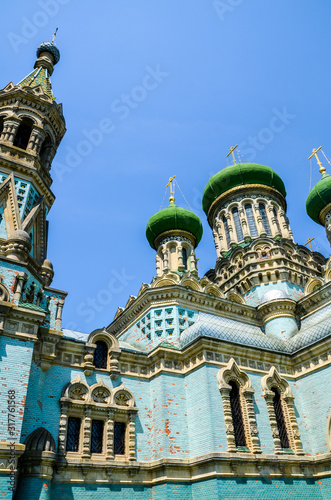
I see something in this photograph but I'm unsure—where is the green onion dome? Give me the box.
[202,162,286,216]
[36,42,60,65]
[146,201,203,249]
[306,173,331,225]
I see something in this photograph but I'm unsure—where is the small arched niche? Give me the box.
[39,134,53,169]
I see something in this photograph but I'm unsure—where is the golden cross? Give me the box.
[226,144,238,164]
[304,237,315,252]
[308,146,326,175]
[166,175,176,202]
[51,27,58,44]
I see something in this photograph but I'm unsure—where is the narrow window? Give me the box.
[244,204,258,237]
[66,416,81,452]
[114,422,126,455]
[39,134,52,169]
[93,340,108,369]
[272,206,282,235]
[13,119,33,150]
[0,117,3,136]
[272,388,290,449]
[229,381,246,448]
[259,203,272,236]
[90,419,104,454]
[232,207,244,242]
[222,215,230,247]
[182,247,187,270]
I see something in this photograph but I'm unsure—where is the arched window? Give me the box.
[222,215,230,247]
[244,204,258,237]
[93,340,108,369]
[39,134,52,169]
[13,118,33,150]
[261,367,304,455]
[0,117,4,136]
[271,387,289,449]
[232,207,244,242]
[272,206,282,235]
[66,416,81,452]
[114,422,126,455]
[218,359,261,454]
[182,247,187,270]
[259,203,272,236]
[229,380,246,448]
[90,419,104,454]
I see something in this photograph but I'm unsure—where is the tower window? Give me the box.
[244,204,258,237]
[66,417,81,452]
[272,388,290,449]
[182,247,187,270]
[0,117,3,136]
[232,207,244,242]
[90,419,104,454]
[272,206,282,235]
[259,203,272,236]
[93,340,108,369]
[13,118,33,150]
[229,380,247,448]
[114,422,126,455]
[39,134,52,169]
[222,215,230,247]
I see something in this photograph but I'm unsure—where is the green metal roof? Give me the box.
[306,173,331,225]
[202,162,286,216]
[146,201,203,249]
[18,66,54,99]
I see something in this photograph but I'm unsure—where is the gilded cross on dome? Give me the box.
[166,175,176,202]
[226,144,238,164]
[309,146,326,175]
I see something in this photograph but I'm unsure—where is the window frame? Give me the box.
[218,358,261,454]
[261,366,304,455]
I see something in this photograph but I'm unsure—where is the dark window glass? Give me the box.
[39,135,52,168]
[93,340,108,369]
[90,419,104,454]
[272,207,282,235]
[272,388,290,449]
[66,417,81,452]
[0,117,3,136]
[259,203,272,236]
[182,247,187,270]
[229,380,247,448]
[232,207,244,242]
[244,204,258,237]
[222,216,230,247]
[13,119,33,150]
[114,422,126,455]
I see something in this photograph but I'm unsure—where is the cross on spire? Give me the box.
[226,144,238,164]
[51,27,58,44]
[304,237,315,252]
[308,146,326,175]
[166,175,176,202]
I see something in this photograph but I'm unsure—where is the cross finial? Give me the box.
[51,27,58,44]
[308,146,326,175]
[166,175,176,202]
[304,237,315,252]
[226,144,238,164]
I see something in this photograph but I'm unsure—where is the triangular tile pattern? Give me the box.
[17,66,53,99]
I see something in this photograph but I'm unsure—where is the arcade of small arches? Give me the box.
[0,112,56,171]
[213,197,292,255]
[156,234,198,276]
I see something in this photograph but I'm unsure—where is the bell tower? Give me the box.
[0,39,65,282]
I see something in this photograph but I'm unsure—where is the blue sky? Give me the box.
[1,0,331,332]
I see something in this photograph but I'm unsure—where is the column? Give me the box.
[128,412,136,461]
[58,404,68,455]
[3,118,20,143]
[278,209,291,239]
[82,407,91,458]
[106,409,114,460]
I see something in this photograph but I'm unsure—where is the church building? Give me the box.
[1,41,331,500]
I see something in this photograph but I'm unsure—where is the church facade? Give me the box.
[1,42,331,500]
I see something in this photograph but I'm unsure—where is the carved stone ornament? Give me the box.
[217,358,261,454]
